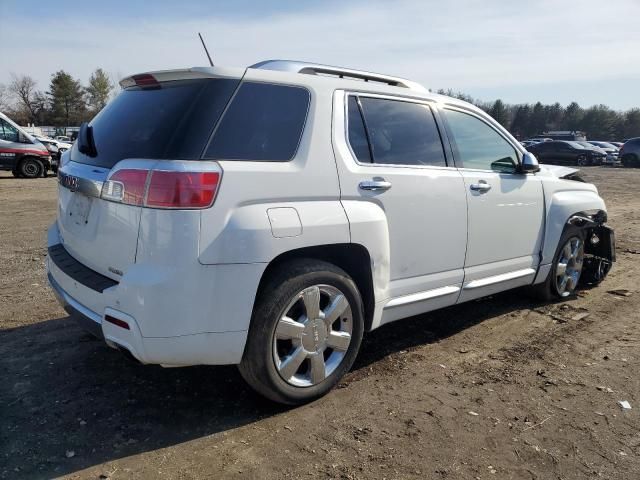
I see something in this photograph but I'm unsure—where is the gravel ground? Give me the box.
[1,167,640,479]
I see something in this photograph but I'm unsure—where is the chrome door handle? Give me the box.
[470,181,492,193]
[359,180,392,192]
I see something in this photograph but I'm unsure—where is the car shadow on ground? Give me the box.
[0,290,542,479]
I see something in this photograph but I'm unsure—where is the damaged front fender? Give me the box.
[568,213,616,285]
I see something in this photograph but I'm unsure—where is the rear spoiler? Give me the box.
[119,66,246,89]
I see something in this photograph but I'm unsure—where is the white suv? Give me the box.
[47,61,615,404]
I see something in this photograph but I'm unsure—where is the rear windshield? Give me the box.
[71,78,240,168]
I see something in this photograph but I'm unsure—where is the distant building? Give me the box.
[20,125,80,140]
[541,131,587,141]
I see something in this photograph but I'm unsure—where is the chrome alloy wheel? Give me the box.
[273,284,353,387]
[555,237,584,297]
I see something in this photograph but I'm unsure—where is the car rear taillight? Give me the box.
[102,169,147,205]
[101,169,220,209]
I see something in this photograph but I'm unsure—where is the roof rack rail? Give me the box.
[250,60,426,92]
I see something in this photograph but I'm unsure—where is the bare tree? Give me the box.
[8,73,43,123]
[0,83,10,110]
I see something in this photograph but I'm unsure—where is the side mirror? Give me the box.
[521,152,540,173]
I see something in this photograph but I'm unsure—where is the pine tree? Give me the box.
[489,99,509,128]
[48,70,87,126]
[86,68,114,113]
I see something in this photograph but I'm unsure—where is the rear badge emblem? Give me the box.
[60,172,80,192]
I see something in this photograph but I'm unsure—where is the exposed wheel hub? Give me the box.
[301,317,328,352]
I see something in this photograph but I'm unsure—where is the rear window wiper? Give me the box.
[78,122,98,157]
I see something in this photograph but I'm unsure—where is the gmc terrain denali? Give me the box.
[47,61,615,404]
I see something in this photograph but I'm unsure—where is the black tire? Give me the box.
[576,154,588,167]
[239,259,365,405]
[11,170,21,178]
[19,157,43,179]
[622,153,639,168]
[530,225,586,301]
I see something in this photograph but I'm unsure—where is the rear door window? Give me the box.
[205,82,310,161]
[354,97,447,167]
[70,78,240,168]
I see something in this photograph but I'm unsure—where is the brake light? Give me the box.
[146,171,219,208]
[132,74,159,87]
[101,169,220,209]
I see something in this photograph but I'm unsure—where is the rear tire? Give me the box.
[530,226,586,301]
[239,259,364,405]
[622,153,639,168]
[20,158,43,179]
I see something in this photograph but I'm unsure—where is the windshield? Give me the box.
[70,78,240,168]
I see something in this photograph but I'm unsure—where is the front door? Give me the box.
[441,107,545,302]
[0,119,20,170]
[333,92,468,325]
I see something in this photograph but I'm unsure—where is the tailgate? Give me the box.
[57,162,141,281]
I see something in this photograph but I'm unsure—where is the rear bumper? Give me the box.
[48,272,104,340]
[46,222,262,366]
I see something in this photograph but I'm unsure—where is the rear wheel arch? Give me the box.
[252,243,375,332]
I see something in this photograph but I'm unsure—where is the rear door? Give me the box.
[441,107,544,302]
[334,92,468,321]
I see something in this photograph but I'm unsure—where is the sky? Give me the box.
[1,0,639,110]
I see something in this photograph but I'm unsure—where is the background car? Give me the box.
[33,135,73,173]
[587,141,620,166]
[575,141,606,153]
[0,111,54,177]
[527,140,606,166]
[609,141,624,148]
[575,141,613,164]
[620,138,640,167]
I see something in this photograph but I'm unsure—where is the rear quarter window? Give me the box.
[204,82,310,162]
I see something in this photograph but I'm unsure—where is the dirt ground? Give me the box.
[1,167,640,480]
